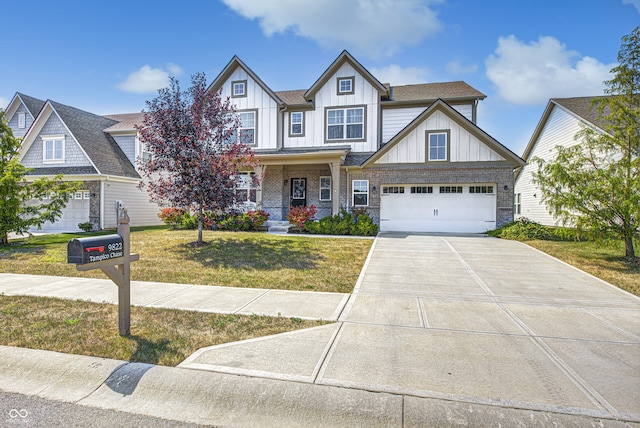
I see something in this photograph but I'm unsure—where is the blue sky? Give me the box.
[1,0,638,155]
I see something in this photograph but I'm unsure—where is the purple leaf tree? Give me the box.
[137,73,260,244]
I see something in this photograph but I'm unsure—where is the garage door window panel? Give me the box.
[426,130,450,162]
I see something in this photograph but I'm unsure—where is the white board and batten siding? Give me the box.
[286,62,379,152]
[102,180,162,228]
[381,104,473,145]
[222,68,279,150]
[376,110,505,164]
[515,106,584,226]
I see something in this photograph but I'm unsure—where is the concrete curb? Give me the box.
[1,345,638,427]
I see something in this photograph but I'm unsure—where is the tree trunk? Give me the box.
[197,206,203,244]
[625,236,636,259]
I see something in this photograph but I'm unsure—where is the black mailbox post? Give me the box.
[67,235,124,265]
[67,208,138,336]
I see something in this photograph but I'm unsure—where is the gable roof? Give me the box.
[386,81,486,104]
[208,55,284,105]
[304,50,389,101]
[362,99,524,168]
[4,93,46,123]
[19,100,139,179]
[103,112,144,133]
[520,96,609,164]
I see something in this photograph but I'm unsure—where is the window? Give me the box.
[439,186,463,194]
[231,80,246,97]
[428,132,448,161]
[382,186,404,194]
[411,186,433,194]
[514,193,522,215]
[42,135,64,163]
[319,176,331,201]
[337,77,354,95]
[74,192,83,200]
[233,111,256,145]
[327,106,364,141]
[18,113,26,129]
[83,191,91,199]
[290,112,304,136]
[236,172,257,203]
[352,180,369,206]
[469,186,494,194]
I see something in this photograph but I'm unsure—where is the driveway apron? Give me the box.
[181,233,640,422]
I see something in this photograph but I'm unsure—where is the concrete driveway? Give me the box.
[181,233,640,423]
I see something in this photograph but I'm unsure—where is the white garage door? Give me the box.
[33,190,91,232]
[380,184,496,233]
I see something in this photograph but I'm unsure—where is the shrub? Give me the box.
[217,210,270,231]
[489,218,551,241]
[247,209,270,229]
[287,205,317,228]
[304,209,378,236]
[158,207,186,228]
[78,222,93,232]
[180,212,199,230]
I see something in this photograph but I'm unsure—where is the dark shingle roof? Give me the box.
[344,153,375,166]
[50,101,140,178]
[28,166,98,175]
[17,93,46,117]
[552,96,609,127]
[388,82,486,102]
[274,90,308,105]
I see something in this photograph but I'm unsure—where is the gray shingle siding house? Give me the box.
[4,95,161,232]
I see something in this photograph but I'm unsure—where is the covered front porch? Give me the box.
[254,149,348,222]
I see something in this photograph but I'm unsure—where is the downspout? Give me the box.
[100,180,105,230]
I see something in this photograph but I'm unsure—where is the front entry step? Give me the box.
[265,220,292,234]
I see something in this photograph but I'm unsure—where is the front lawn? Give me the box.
[0,228,372,293]
[0,295,326,366]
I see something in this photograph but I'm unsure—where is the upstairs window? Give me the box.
[232,111,256,145]
[326,106,365,141]
[42,135,65,163]
[18,112,26,129]
[428,132,448,161]
[290,112,304,136]
[337,77,355,95]
[231,80,247,98]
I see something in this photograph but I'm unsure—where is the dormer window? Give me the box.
[337,77,355,95]
[18,112,26,129]
[232,80,247,98]
[42,135,65,163]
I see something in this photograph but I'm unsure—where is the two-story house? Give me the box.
[210,51,524,233]
[4,93,161,232]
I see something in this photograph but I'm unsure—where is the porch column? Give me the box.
[255,165,266,209]
[329,161,340,215]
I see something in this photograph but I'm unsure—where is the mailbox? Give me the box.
[67,234,124,265]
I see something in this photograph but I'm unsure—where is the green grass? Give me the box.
[525,239,639,297]
[1,227,372,293]
[0,295,327,367]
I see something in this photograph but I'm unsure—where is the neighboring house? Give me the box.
[514,96,605,225]
[210,51,524,233]
[4,94,161,232]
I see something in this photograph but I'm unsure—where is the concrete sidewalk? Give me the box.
[1,233,639,426]
[0,273,349,320]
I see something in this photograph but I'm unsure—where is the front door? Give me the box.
[291,178,307,207]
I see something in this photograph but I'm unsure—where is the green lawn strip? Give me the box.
[526,240,640,297]
[0,295,328,367]
[0,228,372,293]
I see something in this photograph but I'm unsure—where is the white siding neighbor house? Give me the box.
[514,96,605,225]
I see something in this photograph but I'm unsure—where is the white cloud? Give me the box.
[370,64,430,85]
[446,60,478,75]
[485,35,614,106]
[623,0,640,13]
[117,64,183,94]
[221,0,443,58]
